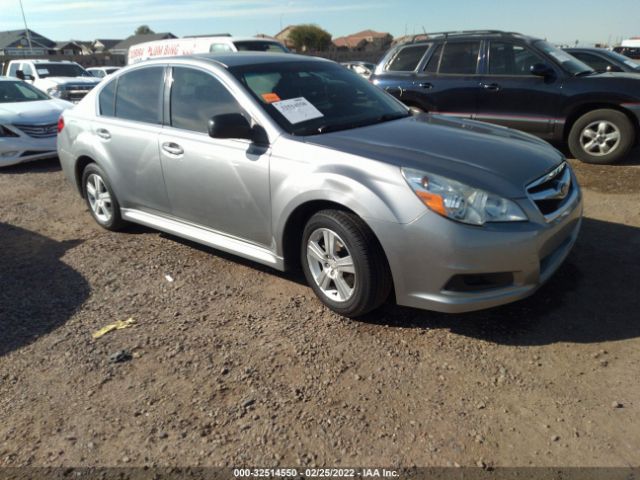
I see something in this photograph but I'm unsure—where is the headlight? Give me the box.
[47,86,63,98]
[401,168,527,225]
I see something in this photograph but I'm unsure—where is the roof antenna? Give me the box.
[18,0,34,55]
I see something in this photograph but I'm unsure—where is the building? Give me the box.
[110,32,177,55]
[93,39,122,53]
[54,41,91,56]
[275,26,296,49]
[0,29,56,56]
[333,30,393,51]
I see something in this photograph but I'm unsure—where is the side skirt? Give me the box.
[121,208,284,271]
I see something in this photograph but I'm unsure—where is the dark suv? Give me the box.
[371,30,640,164]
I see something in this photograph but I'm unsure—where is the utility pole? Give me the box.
[18,0,34,55]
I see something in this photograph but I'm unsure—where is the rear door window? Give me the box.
[114,67,164,124]
[571,52,613,72]
[386,44,430,72]
[438,42,481,75]
[8,63,20,77]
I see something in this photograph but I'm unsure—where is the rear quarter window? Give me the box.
[99,78,117,116]
[386,44,430,72]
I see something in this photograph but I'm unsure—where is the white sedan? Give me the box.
[0,77,73,167]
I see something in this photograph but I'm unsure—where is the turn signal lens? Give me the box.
[57,116,65,133]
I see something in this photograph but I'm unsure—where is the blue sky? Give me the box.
[2,0,639,45]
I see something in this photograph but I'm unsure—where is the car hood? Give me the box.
[43,76,100,86]
[303,114,564,198]
[0,99,73,124]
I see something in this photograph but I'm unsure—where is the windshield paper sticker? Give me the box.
[272,97,323,124]
[36,69,49,75]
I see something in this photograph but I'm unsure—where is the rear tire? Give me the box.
[301,210,392,318]
[81,163,125,231]
[568,109,634,164]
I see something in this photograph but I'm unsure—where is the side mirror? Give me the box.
[15,69,25,80]
[208,113,268,145]
[530,63,555,78]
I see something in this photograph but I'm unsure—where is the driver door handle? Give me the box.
[162,142,184,156]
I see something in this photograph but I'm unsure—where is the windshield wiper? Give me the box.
[316,112,409,134]
[574,70,596,77]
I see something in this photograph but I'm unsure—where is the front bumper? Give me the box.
[369,186,583,314]
[0,136,57,167]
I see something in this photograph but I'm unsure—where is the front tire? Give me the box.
[81,163,125,231]
[301,210,392,318]
[568,109,634,164]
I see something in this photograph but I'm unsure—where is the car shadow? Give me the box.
[0,223,89,357]
[357,217,640,346]
[0,157,62,174]
[554,143,640,166]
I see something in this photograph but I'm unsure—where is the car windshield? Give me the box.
[0,80,49,103]
[34,63,92,78]
[535,41,594,75]
[606,50,640,70]
[230,61,409,136]
[233,41,289,53]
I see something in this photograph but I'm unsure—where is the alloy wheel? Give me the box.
[306,228,356,303]
[86,173,113,223]
[580,120,621,157]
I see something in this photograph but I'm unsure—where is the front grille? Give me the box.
[14,123,58,138]
[527,162,573,220]
[61,84,94,102]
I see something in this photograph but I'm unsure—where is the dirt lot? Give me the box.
[0,154,639,468]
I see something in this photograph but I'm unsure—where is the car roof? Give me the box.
[185,52,331,68]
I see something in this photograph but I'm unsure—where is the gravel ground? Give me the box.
[0,154,639,468]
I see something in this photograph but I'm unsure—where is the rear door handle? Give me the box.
[418,82,433,89]
[162,142,184,156]
[481,83,501,91]
[96,128,111,140]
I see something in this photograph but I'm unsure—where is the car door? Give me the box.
[92,66,171,213]
[476,41,563,137]
[158,66,272,247]
[405,40,482,117]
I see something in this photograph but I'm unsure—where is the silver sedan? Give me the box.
[57,53,582,317]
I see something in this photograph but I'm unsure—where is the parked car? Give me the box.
[613,47,640,60]
[87,67,121,79]
[342,61,377,79]
[371,30,640,164]
[0,77,73,167]
[5,59,100,103]
[127,36,289,64]
[564,48,640,74]
[58,53,582,317]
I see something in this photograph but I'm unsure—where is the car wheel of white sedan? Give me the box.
[301,210,392,318]
[81,164,125,231]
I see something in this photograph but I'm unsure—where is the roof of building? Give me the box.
[0,29,56,49]
[93,39,122,49]
[333,30,392,49]
[111,32,177,52]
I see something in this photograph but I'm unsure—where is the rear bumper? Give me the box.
[368,188,583,314]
